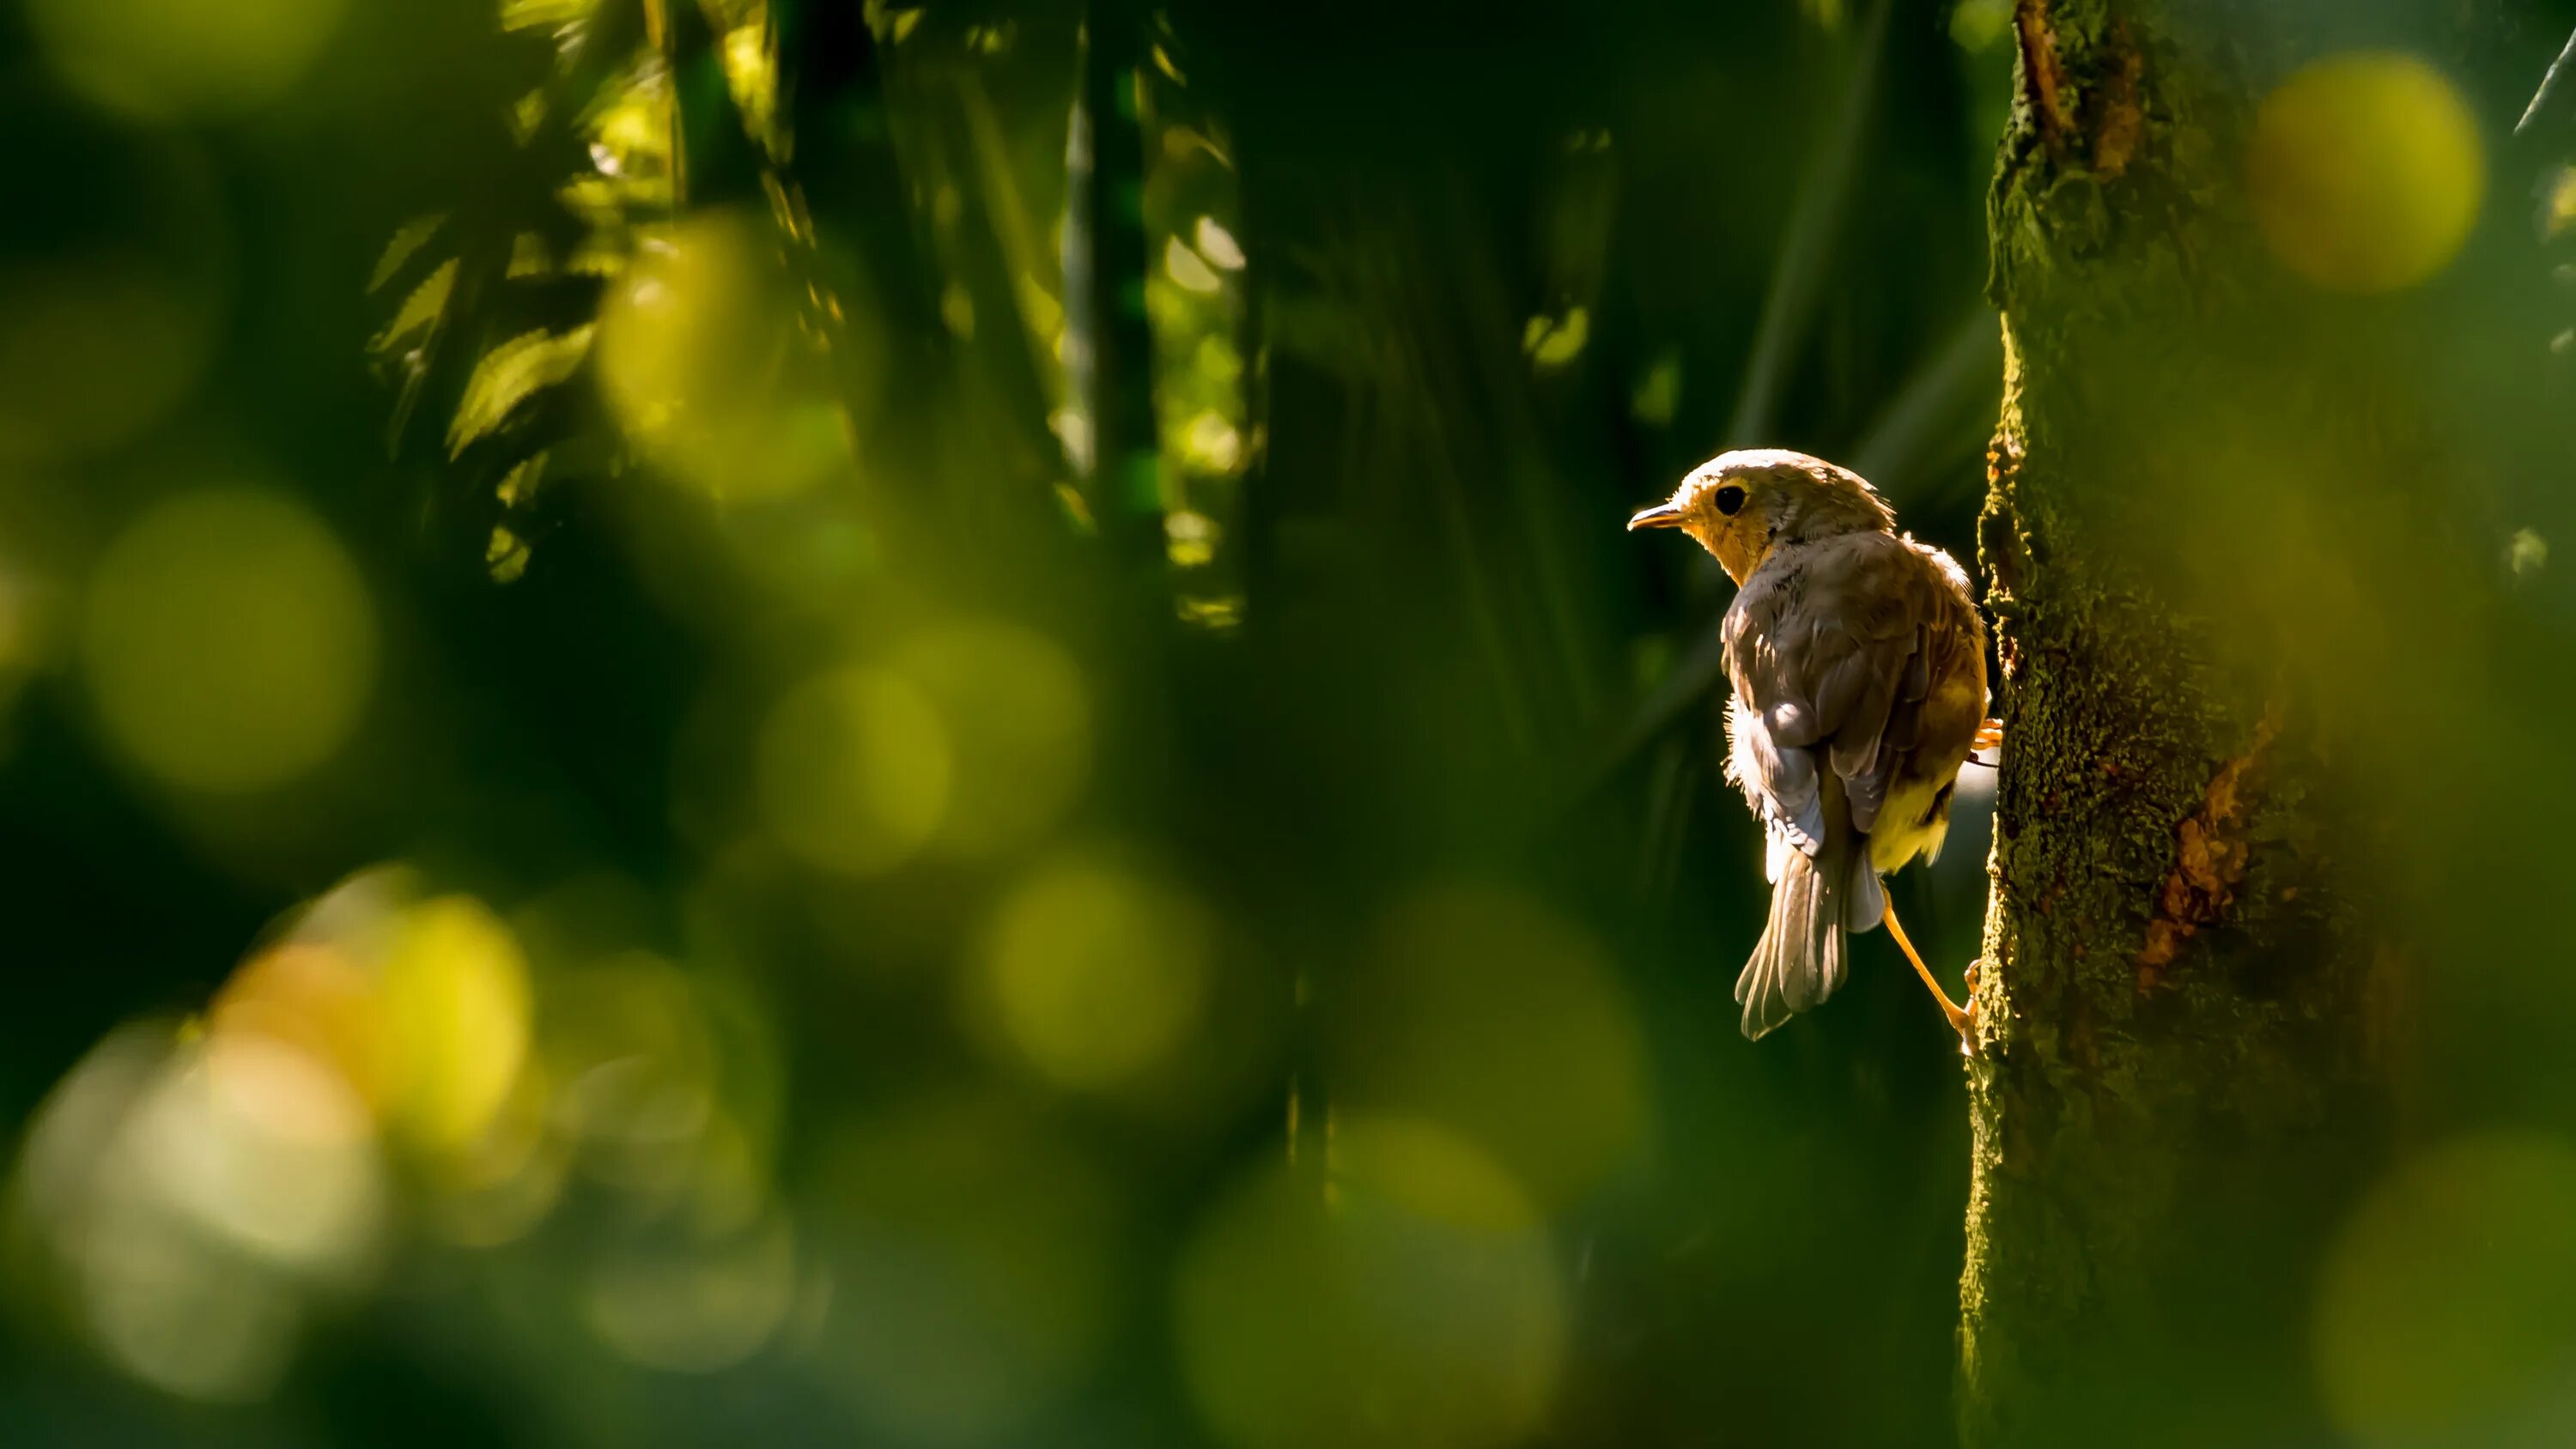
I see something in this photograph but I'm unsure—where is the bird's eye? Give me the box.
[1714,484,1746,517]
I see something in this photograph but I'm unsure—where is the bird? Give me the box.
[1628,448,1994,1046]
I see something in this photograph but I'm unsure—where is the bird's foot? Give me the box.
[1971,718,2004,754]
[1955,959,1985,1058]
[1881,894,1984,1057]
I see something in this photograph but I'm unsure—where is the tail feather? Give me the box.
[1735,828,1882,1040]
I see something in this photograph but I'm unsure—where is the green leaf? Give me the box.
[447,324,595,458]
[369,214,447,293]
[370,258,459,356]
[501,0,598,33]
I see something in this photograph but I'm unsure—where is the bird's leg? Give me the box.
[1880,891,1978,1052]
[1971,717,2004,753]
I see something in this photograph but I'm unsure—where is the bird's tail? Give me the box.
[1736,814,1885,1040]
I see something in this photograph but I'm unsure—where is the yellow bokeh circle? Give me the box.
[27,0,349,118]
[892,621,1092,859]
[598,214,852,501]
[1331,884,1649,1210]
[15,1018,390,1405]
[583,1211,799,1375]
[82,487,377,793]
[2247,52,2483,294]
[210,941,391,1110]
[756,667,951,876]
[2313,1132,2576,1446]
[1174,1116,1565,1449]
[378,894,534,1153]
[211,871,537,1161]
[811,1094,1124,1445]
[0,254,225,465]
[0,97,230,464]
[979,854,1212,1093]
[598,218,764,447]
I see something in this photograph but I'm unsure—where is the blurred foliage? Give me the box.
[0,0,2572,1446]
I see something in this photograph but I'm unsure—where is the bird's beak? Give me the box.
[1627,501,1687,531]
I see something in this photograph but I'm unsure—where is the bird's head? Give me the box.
[1627,448,1896,585]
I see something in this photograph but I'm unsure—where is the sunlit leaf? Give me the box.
[1194,216,1243,271]
[507,233,555,279]
[496,452,547,508]
[500,0,597,33]
[586,61,674,192]
[720,19,781,157]
[447,325,595,458]
[1166,509,1218,567]
[369,258,459,357]
[1631,349,1682,426]
[486,525,531,583]
[1175,595,1242,631]
[369,215,447,293]
[1164,237,1222,295]
[509,88,549,143]
[1523,306,1589,369]
[864,3,921,44]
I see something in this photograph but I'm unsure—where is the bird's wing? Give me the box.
[1880,538,1988,801]
[1724,691,1824,863]
[1724,533,1949,841]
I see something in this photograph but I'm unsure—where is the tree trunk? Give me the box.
[1959,3,2475,1440]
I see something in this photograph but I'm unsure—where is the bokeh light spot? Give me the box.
[211,941,390,1111]
[0,256,220,464]
[1175,1117,1564,1449]
[585,1212,799,1374]
[891,621,1091,859]
[2247,53,2483,294]
[12,1022,386,1404]
[211,870,548,1193]
[1165,236,1224,296]
[422,1064,564,1249]
[979,854,1212,1094]
[757,667,951,876]
[0,97,228,464]
[82,487,377,793]
[1522,306,1589,368]
[2508,527,2548,579]
[598,214,857,500]
[149,1035,383,1274]
[808,1094,1125,1445]
[1194,215,1246,271]
[541,951,774,1216]
[379,894,534,1152]
[28,0,348,118]
[2313,1132,2576,1446]
[599,217,762,446]
[1331,884,1649,1211]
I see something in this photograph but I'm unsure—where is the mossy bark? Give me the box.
[1961,3,2435,1441]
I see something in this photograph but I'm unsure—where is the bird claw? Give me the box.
[1943,1003,1975,1055]
[1954,959,1986,1057]
[1971,717,2004,754]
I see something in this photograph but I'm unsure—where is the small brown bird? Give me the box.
[1629,449,1991,1045]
